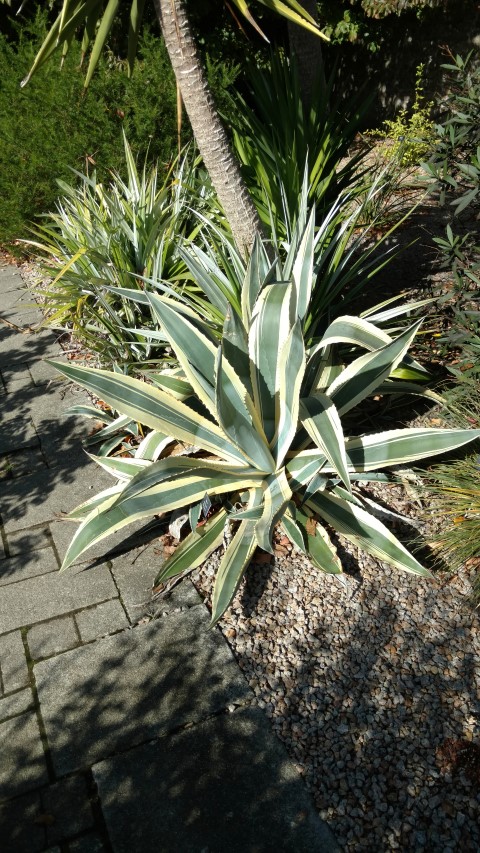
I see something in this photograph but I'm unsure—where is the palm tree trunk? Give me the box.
[288,0,327,108]
[154,0,263,257]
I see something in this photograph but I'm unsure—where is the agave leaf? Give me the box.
[301,517,342,574]
[47,360,246,465]
[271,319,306,466]
[255,469,292,553]
[311,314,392,356]
[300,394,351,492]
[327,320,423,417]
[249,282,293,442]
[88,453,151,481]
[241,235,274,326]
[155,509,228,584]
[291,208,315,322]
[113,456,259,506]
[222,309,252,395]
[66,483,124,520]
[66,403,115,423]
[286,449,327,489]
[215,348,275,473]
[83,413,136,446]
[344,428,480,471]
[210,488,263,626]
[147,292,218,415]
[148,373,194,401]
[307,490,430,576]
[135,431,174,461]
[280,506,307,552]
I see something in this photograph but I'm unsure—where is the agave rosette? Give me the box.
[49,221,480,624]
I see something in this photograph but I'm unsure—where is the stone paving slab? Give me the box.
[0,326,58,361]
[0,689,35,722]
[28,615,80,660]
[0,711,49,799]
[42,775,95,846]
[1,464,111,531]
[0,566,118,633]
[69,835,106,853]
[94,706,339,853]
[0,773,95,851]
[35,609,250,777]
[0,630,30,692]
[3,524,53,556]
[108,542,201,621]
[50,517,165,569]
[75,600,130,642]
[0,788,45,852]
[0,411,39,454]
[0,447,48,480]
[0,545,58,586]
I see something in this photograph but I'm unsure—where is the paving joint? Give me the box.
[22,628,57,785]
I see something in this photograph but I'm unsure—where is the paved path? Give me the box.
[0,261,338,852]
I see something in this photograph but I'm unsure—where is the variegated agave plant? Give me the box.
[49,237,480,625]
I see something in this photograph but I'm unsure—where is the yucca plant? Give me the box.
[27,136,215,369]
[49,230,480,625]
[228,52,368,236]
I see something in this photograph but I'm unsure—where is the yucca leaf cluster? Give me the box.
[49,209,480,624]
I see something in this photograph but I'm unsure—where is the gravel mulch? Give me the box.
[192,524,480,852]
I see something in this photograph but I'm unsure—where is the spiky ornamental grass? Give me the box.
[49,227,480,626]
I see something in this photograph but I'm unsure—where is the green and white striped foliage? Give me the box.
[49,255,480,624]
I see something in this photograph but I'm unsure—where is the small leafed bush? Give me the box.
[49,218,479,624]
[370,64,436,166]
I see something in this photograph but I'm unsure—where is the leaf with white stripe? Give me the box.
[254,469,292,553]
[155,509,227,583]
[300,393,351,492]
[344,427,480,471]
[47,360,245,465]
[271,318,306,466]
[307,490,430,576]
[291,208,315,322]
[327,319,423,416]
[249,282,293,442]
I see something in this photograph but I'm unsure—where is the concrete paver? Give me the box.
[4,524,53,556]
[75,600,130,642]
[94,706,337,853]
[1,464,111,531]
[35,608,250,777]
[42,775,95,846]
[0,789,45,852]
[0,566,118,633]
[28,616,80,660]
[0,711,49,798]
[108,542,201,621]
[0,547,58,586]
[0,689,35,722]
[0,411,39,454]
[0,630,30,692]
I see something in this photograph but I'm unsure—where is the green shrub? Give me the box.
[48,219,479,623]
[370,64,436,166]
[0,12,181,246]
[422,51,480,367]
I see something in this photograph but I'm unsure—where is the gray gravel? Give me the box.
[192,502,480,852]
